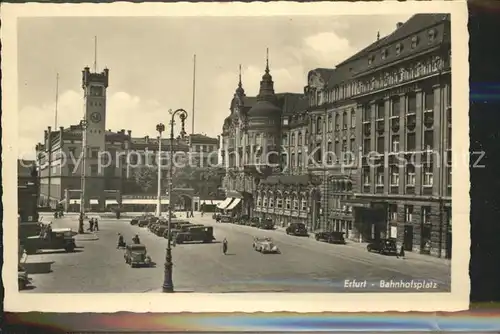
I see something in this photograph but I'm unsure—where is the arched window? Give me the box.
[343,111,347,129]
[305,130,309,144]
[328,114,333,132]
[316,117,322,134]
[291,132,296,146]
[298,132,302,145]
[335,113,340,131]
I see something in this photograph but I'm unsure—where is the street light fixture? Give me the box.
[163,108,187,293]
[156,123,165,217]
[79,119,88,234]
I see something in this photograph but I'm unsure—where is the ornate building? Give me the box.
[36,67,219,211]
[220,14,452,258]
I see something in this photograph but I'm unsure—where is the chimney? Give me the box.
[121,129,125,134]
[397,22,403,29]
[145,135,149,143]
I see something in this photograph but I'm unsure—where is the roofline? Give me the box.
[336,14,449,67]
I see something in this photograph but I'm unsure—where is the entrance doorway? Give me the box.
[403,225,413,251]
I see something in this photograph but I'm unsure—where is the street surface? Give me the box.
[22,213,451,293]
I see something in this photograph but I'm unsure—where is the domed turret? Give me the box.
[247,49,281,119]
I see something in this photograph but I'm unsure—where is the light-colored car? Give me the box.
[253,237,280,254]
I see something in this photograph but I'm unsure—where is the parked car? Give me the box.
[220,215,233,223]
[130,218,139,225]
[286,222,309,236]
[253,237,280,254]
[22,227,77,254]
[367,238,398,255]
[258,218,275,230]
[176,226,215,244]
[124,244,152,268]
[315,231,346,244]
[249,217,260,227]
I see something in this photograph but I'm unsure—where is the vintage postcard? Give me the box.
[2,1,469,312]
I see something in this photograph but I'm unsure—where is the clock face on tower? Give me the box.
[90,112,102,123]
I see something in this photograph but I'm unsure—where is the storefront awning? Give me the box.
[225,198,241,211]
[217,198,233,209]
[68,199,99,205]
[201,200,223,206]
[121,199,170,205]
[340,198,372,208]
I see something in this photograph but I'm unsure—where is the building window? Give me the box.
[406,164,416,186]
[363,138,371,155]
[376,136,384,154]
[257,197,262,206]
[286,198,291,210]
[316,117,322,134]
[425,90,434,111]
[363,105,371,122]
[290,153,295,169]
[91,148,99,159]
[297,132,302,146]
[335,114,340,131]
[327,142,333,162]
[363,166,371,185]
[390,165,399,185]
[277,198,283,209]
[282,135,288,146]
[90,164,98,176]
[376,166,384,186]
[391,98,400,117]
[293,199,299,210]
[423,160,434,187]
[342,111,347,129]
[342,140,347,162]
[407,94,416,114]
[389,204,398,221]
[328,114,333,132]
[305,130,309,145]
[407,132,416,151]
[297,152,302,169]
[350,138,356,154]
[391,135,400,152]
[269,197,274,208]
[377,102,385,120]
[301,199,307,211]
[350,110,356,128]
[405,205,413,222]
[263,197,268,207]
[424,130,434,150]
[291,133,296,146]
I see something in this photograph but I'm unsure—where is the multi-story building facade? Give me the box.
[36,67,219,211]
[220,14,452,258]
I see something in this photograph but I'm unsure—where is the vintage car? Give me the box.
[130,218,139,225]
[19,222,43,239]
[175,226,215,244]
[258,218,275,230]
[367,238,398,255]
[253,237,280,254]
[18,264,32,290]
[22,227,77,254]
[285,222,309,236]
[315,231,346,244]
[249,217,260,227]
[124,244,152,267]
[219,215,233,223]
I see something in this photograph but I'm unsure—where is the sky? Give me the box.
[18,14,412,159]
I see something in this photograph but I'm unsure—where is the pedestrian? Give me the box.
[94,218,99,231]
[190,210,194,218]
[398,241,406,259]
[88,218,94,232]
[78,216,84,234]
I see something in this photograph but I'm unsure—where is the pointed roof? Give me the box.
[235,64,245,96]
[248,48,281,118]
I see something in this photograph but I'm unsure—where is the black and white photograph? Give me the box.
[3,2,469,312]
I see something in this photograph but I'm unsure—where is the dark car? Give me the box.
[130,218,139,225]
[249,217,260,227]
[367,238,398,255]
[258,218,275,230]
[315,231,346,244]
[286,222,309,236]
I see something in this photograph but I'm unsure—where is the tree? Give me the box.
[133,166,158,193]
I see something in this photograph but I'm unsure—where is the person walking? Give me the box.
[94,218,99,231]
[397,241,406,259]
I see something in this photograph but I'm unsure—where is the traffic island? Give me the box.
[74,233,99,241]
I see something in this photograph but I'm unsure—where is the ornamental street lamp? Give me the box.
[156,123,166,217]
[162,108,187,293]
[78,119,88,234]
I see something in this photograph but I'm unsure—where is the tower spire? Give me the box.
[265,48,269,73]
[54,73,59,129]
[238,64,242,88]
[94,36,98,72]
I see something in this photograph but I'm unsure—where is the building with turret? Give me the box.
[220,14,452,258]
[36,66,219,212]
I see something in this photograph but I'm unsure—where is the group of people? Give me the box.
[117,233,141,248]
[87,218,99,232]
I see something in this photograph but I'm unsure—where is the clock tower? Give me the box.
[81,66,109,209]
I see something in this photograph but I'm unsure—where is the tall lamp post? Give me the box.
[163,108,187,293]
[156,123,165,217]
[79,119,88,234]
